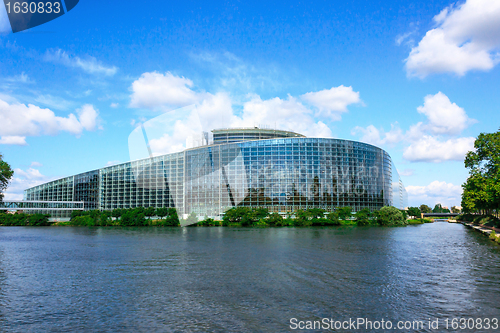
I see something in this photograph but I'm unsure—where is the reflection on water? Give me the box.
[0,223,499,332]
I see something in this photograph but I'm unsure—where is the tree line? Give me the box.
[190,205,418,227]
[461,129,500,217]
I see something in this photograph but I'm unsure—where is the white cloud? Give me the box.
[129,72,199,109]
[3,167,54,201]
[417,92,475,135]
[30,162,43,167]
[0,98,100,143]
[406,180,462,208]
[406,0,500,77]
[34,94,73,111]
[0,136,27,145]
[44,49,118,76]
[77,104,100,131]
[233,95,332,138]
[4,72,32,84]
[351,123,403,146]
[403,135,475,162]
[194,92,235,130]
[352,92,476,163]
[301,85,362,120]
[128,72,337,156]
[149,132,190,156]
[110,103,119,108]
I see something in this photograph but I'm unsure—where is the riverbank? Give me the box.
[1,206,437,228]
[461,220,500,244]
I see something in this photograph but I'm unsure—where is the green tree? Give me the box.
[433,203,444,213]
[112,208,124,219]
[355,208,371,226]
[0,154,14,202]
[407,207,421,218]
[223,207,252,226]
[267,212,283,226]
[326,211,341,225]
[377,206,406,226]
[294,209,312,226]
[144,207,156,217]
[155,207,170,219]
[451,206,461,214]
[337,207,352,220]
[462,129,500,215]
[419,204,432,214]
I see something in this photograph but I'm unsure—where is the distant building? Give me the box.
[24,128,408,218]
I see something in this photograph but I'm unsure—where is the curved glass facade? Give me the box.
[24,131,407,219]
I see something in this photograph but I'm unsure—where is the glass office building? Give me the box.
[24,128,407,218]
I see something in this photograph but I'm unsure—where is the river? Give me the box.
[1,223,499,332]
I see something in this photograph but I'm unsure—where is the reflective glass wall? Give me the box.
[24,137,406,218]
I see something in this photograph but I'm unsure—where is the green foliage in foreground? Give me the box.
[0,153,14,202]
[489,231,500,244]
[456,213,500,227]
[376,206,407,226]
[407,218,433,225]
[3,205,422,228]
[462,129,500,216]
[66,207,180,227]
[407,207,421,218]
[0,213,50,226]
[191,206,407,228]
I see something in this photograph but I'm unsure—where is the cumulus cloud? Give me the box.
[234,95,332,138]
[0,98,100,143]
[3,167,54,201]
[0,136,27,145]
[417,92,476,135]
[406,180,462,208]
[140,92,334,156]
[128,72,339,155]
[77,104,100,131]
[129,72,199,109]
[406,0,500,77]
[301,85,362,120]
[403,135,475,163]
[352,92,476,162]
[44,49,118,76]
[351,123,403,146]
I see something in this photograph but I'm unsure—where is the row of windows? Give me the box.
[25,138,405,215]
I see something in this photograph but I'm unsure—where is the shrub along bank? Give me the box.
[456,213,500,228]
[0,213,50,226]
[489,231,500,244]
[192,206,408,227]
[1,206,415,227]
[62,207,180,227]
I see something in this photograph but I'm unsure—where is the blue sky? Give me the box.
[1,0,499,208]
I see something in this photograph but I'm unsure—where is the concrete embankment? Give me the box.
[461,221,500,237]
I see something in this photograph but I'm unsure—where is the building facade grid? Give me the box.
[24,132,407,218]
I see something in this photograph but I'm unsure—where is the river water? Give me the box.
[1,223,499,332]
